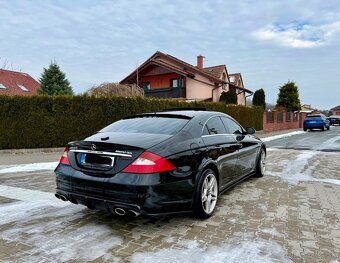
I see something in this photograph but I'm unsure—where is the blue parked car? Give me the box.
[303,114,330,131]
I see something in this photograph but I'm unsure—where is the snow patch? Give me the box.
[0,200,121,262]
[131,238,292,263]
[0,185,67,207]
[0,162,58,174]
[266,150,340,186]
[260,228,284,237]
[261,131,305,142]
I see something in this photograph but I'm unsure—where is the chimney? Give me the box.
[197,55,204,69]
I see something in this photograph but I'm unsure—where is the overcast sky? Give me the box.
[1,0,339,109]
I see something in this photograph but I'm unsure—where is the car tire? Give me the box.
[254,148,266,178]
[303,127,307,131]
[322,126,325,131]
[194,169,218,219]
[327,126,330,130]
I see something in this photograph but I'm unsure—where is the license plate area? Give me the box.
[80,153,114,170]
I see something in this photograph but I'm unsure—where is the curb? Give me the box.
[0,147,64,155]
[256,128,302,139]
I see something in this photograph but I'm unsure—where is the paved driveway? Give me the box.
[0,127,340,262]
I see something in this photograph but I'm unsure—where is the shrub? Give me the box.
[220,91,237,104]
[252,89,266,110]
[87,83,144,97]
[0,95,263,149]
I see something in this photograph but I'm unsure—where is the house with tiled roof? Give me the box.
[330,105,340,115]
[120,51,252,105]
[0,69,40,96]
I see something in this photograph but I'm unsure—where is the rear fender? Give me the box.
[196,160,220,189]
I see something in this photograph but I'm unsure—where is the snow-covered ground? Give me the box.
[0,162,58,174]
[266,150,340,186]
[0,200,122,262]
[261,131,305,142]
[0,185,67,207]
[265,134,340,186]
[131,238,292,263]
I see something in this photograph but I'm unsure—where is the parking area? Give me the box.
[0,127,340,262]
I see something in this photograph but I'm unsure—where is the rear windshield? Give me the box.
[306,115,322,120]
[100,117,189,135]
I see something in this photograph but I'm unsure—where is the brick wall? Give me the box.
[263,111,308,132]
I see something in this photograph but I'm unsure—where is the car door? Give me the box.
[221,117,259,177]
[201,116,239,187]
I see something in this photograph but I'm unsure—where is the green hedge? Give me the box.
[0,95,263,149]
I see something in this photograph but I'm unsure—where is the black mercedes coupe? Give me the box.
[55,108,266,218]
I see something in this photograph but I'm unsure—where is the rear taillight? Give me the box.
[59,145,70,165]
[122,151,176,174]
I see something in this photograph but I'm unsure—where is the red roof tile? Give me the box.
[331,105,340,111]
[120,51,225,84]
[202,65,226,79]
[0,69,40,96]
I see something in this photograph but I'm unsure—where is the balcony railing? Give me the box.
[143,87,186,99]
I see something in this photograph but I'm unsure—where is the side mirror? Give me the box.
[245,127,255,135]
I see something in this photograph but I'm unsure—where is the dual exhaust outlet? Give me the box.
[55,193,68,202]
[114,207,140,217]
[55,193,140,217]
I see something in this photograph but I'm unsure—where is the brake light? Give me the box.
[59,146,70,165]
[122,151,176,174]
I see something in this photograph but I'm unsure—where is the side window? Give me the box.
[221,117,243,134]
[203,117,227,135]
[202,125,210,136]
[170,78,184,88]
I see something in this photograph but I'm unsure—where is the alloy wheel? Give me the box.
[260,150,266,174]
[201,173,218,214]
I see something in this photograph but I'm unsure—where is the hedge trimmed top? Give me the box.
[0,95,263,149]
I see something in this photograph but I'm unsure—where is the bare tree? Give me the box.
[87,82,144,97]
[0,57,9,69]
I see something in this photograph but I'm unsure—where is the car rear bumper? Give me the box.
[55,164,195,216]
[330,121,340,125]
[304,123,325,129]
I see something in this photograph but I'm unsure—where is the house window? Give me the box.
[140,82,150,90]
[0,83,6,89]
[170,78,184,88]
[17,84,29,92]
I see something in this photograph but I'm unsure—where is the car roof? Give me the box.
[158,110,223,118]
[124,110,227,120]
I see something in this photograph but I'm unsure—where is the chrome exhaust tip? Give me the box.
[114,208,126,216]
[59,194,68,202]
[128,210,141,217]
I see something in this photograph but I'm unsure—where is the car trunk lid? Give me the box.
[67,132,172,176]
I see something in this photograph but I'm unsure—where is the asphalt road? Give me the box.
[266,126,340,152]
[0,127,340,262]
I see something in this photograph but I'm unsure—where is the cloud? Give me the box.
[253,21,340,48]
